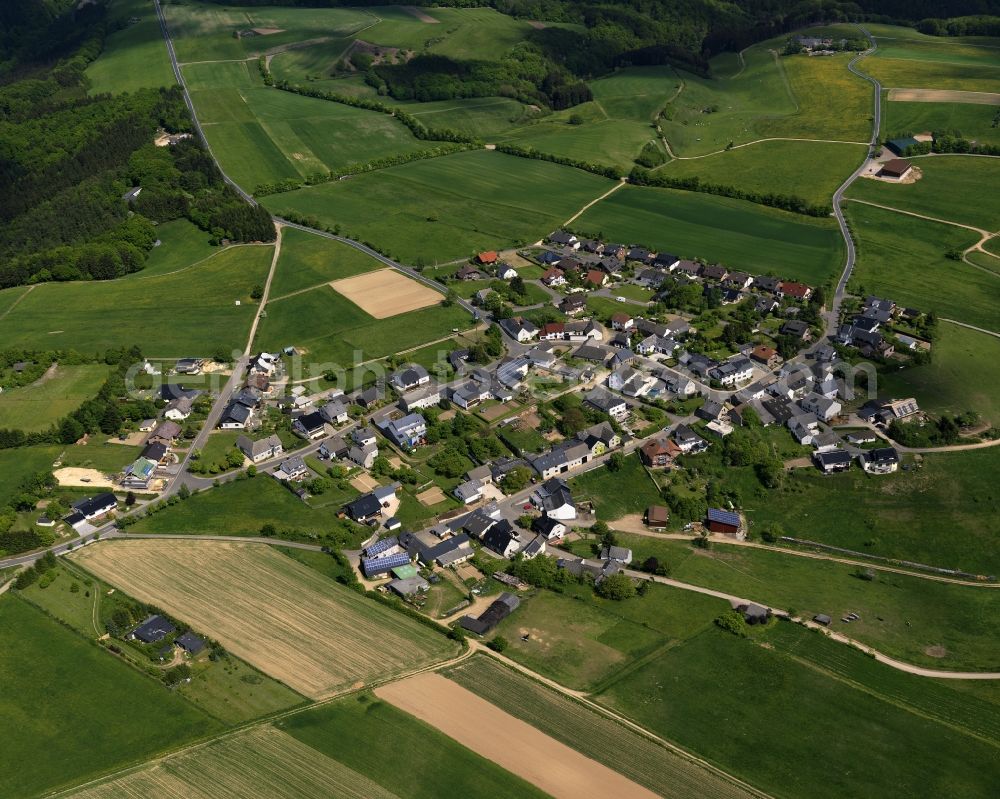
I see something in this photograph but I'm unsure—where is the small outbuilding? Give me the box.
[879,158,912,180]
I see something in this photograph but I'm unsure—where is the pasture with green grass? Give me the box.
[163,1,374,64]
[85,0,174,94]
[882,96,1000,148]
[256,284,470,374]
[186,67,429,191]
[272,150,614,263]
[576,185,844,284]
[0,245,273,355]
[863,27,1000,92]
[597,623,1000,799]
[131,477,350,541]
[879,321,1000,425]
[494,582,724,691]
[846,202,999,330]
[660,140,865,207]
[576,534,998,671]
[848,155,1000,230]
[660,36,871,157]
[0,597,220,799]
[568,454,662,521]
[445,654,758,799]
[129,219,218,278]
[279,692,550,799]
[495,66,677,171]
[0,446,61,507]
[744,447,1000,575]
[0,364,109,433]
[269,227,381,297]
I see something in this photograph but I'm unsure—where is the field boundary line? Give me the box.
[778,647,1000,748]
[940,318,1000,340]
[562,178,627,225]
[472,647,775,799]
[667,136,868,161]
[844,197,996,237]
[0,284,34,320]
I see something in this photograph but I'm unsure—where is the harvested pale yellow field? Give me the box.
[888,88,1000,105]
[329,269,441,318]
[375,673,661,799]
[69,725,400,799]
[71,540,455,698]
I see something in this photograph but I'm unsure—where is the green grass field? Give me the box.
[967,249,1000,275]
[494,582,724,691]
[0,446,61,507]
[745,446,1000,575]
[163,1,374,64]
[568,454,662,521]
[129,219,218,279]
[131,477,342,539]
[271,149,614,263]
[846,202,999,331]
[661,37,871,157]
[278,692,550,799]
[495,66,676,171]
[574,534,998,671]
[85,0,175,94]
[0,244,273,355]
[659,140,865,207]
[879,321,1000,425]
[882,95,1000,148]
[445,654,758,799]
[0,364,109,432]
[256,281,470,374]
[597,623,1000,799]
[187,68,429,191]
[860,55,1000,93]
[0,596,220,798]
[268,227,381,297]
[848,154,1000,230]
[20,560,305,726]
[575,185,844,284]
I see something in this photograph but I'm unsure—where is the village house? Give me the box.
[292,411,327,440]
[709,356,754,387]
[218,401,251,430]
[780,319,813,341]
[585,269,608,288]
[611,313,634,331]
[377,413,427,449]
[273,455,309,482]
[148,420,181,446]
[121,457,157,490]
[750,345,780,370]
[531,440,591,479]
[476,251,498,265]
[859,447,900,474]
[498,316,539,342]
[164,396,193,421]
[576,422,620,456]
[236,434,283,463]
[454,264,486,281]
[706,507,743,538]
[640,436,680,468]
[532,477,576,520]
[548,230,580,249]
[559,295,587,315]
[389,364,430,393]
[814,449,852,473]
[673,424,707,453]
[778,281,813,301]
[318,398,348,425]
[584,387,629,420]
[399,382,442,412]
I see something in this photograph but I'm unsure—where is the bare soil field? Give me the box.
[70,540,455,698]
[888,88,1000,105]
[350,472,379,492]
[375,673,660,799]
[68,725,399,799]
[329,269,442,319]
[54,467,115,488]
[417,485,447,506]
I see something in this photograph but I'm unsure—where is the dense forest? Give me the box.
[0,1,274,291]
